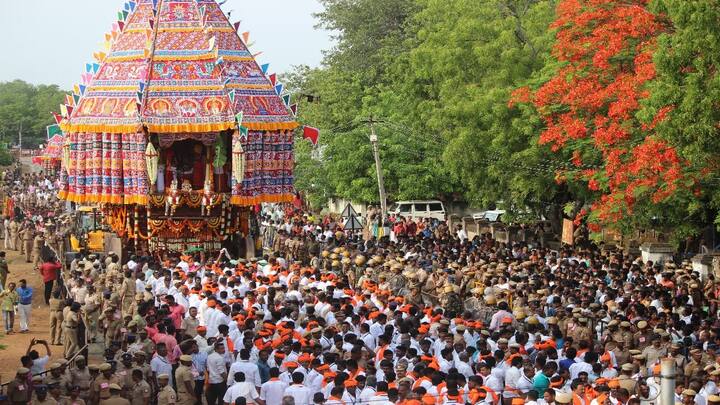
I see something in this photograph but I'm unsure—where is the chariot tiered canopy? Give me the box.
[57,0,297,251]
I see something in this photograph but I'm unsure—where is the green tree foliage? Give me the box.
[641,0,720,233]
[289,0,720,235]
[0,80,66,148]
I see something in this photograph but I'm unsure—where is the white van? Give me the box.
[389,200,446,220]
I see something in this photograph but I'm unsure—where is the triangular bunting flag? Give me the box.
[149,19,155,29]
[65,95,75,107]
[118,21,125,31]
[241,31,250,44]
[235,111,243,126]
[93,52,106,62]
[138,82,146,93]
[143,49,151,59]
[117,11,124,21]
[104,41,112,51]
[136,102,142,113]
[105,33,112,42]
[274,83,284,95]
[73,94,81,105]
[73,84,81,95]
[52,112,63,124]
[136,91,144,103]
[261,63,269,74]
[252,51,263,58]
[199,5,206,19]
[81,73,93,85]
[208,36,216,51]
[122,10,129,20]
[112,30,119,40]
[227,89,236,103]
[66,105,74,117]
[85,63,93,73]
[223,77,231,86]
[60,104,68,118]
[112,22,119,32]
[152,0,159,10]
[290,104,298,116]
[124,2,130,11]
[269,73,277,86]
[282,94,291,106]
[128,1,136,11]
[215,56,224,66]
[79,84,87,95]
[233,21,241,32]
[92,63,100,73]
[239,126,249,139]
[303,126,320,145]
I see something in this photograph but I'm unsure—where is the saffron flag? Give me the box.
[303,126,319,146]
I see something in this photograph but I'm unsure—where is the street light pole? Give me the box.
[368,117,387,220]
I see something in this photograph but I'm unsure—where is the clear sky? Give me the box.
[0,0,332,90]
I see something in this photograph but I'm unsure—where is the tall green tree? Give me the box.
[386,0,573,224]
[0,80,66,148]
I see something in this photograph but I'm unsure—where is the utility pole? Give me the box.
[367,117,388,221]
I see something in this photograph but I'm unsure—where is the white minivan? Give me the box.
[389,200,446,221]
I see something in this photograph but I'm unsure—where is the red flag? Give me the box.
[303,126,319,145]
[269,73,277,86]
[52,112,63,124]
[290,104,298,116]
[66,105,74,117]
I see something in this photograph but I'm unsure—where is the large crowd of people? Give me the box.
[0,167,718,405]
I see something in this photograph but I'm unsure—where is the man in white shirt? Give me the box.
[260,368,288,405]
[207,342,228,405]
[284,372,312,405]
[227,349,262,391]
[223,371,263,405]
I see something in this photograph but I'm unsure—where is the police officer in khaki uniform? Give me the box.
[175,355,196,405]
[633,320,652,350]
[129,369,151,405]
[32,232,44,266]
[100,383,130,405]
[20,222,34,261]
[70,356,93,402]
[49,291,64,345]
[157,373,177,405]
[92,363,122,403]
[45,363,70,396]
[63,302,81,358]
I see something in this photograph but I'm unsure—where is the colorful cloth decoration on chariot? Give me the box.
[58,0,296,206]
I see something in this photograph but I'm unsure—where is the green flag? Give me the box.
[46,124,62,139]
[235,111,243,126]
